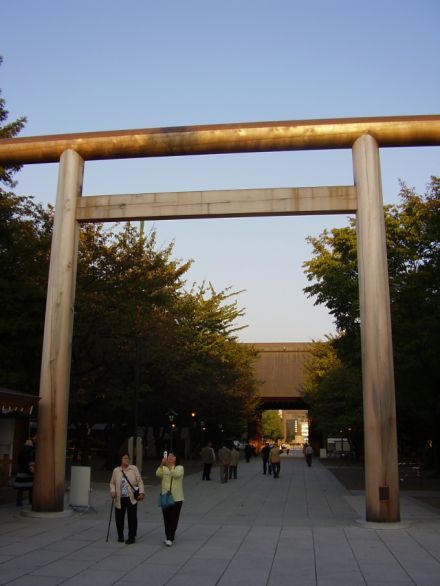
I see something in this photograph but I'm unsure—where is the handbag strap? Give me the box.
[121,469,138,491]
[163,474,173,493]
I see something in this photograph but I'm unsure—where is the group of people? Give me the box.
[200,441,242,483]
[107,439,314,547]
[14,434,313,548]
[261,441,282,478]
[200,439,315,484]
[109,438,248,549]
[261,441,314,477]
[109,451,184,547]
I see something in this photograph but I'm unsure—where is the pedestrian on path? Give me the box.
[200,441,215,480]
[229,444,240,479]
[13,439,35,507]
[261,441,271,475]
[304,443,314,467]
[244,442,253,462]
[156,452,184,547]
[269,443,281,478]
[218,443,231,483]
[109,453,144,544]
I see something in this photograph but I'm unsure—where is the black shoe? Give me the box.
[125,537,135,545]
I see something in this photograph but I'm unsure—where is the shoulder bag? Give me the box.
[121,469,141,501]
[158,476,175,508]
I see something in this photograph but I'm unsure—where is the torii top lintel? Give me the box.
[0,114,439,166]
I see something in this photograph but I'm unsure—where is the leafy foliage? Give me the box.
[0,191,53,391]
[0,58,52,392]
[67,221,259,451]
[1,63,258,451]
[302,178,440,463]
[301,339,363,455]
[261,410,283,439]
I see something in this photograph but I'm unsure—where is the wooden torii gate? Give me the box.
[1,115,439,521]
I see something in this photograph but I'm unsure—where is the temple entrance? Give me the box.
[3,115,438,520]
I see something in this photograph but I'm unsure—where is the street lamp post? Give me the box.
[200,420,205,447]
[168,414,174,452]
[166,409,178,453]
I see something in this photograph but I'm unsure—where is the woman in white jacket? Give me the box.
[110,453,144,544]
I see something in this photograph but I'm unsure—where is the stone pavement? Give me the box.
[0,455,439,585]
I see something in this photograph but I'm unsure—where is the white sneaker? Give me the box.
[164,539,173,547]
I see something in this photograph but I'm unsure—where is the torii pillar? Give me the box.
[32,150,84,512]
[353,135,400,522]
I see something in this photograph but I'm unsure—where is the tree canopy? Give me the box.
[71,221,259,447]
[302,178,440,465]
[1,203,259,457]
[260,410,283,440]
[0,57,53,392]
[1,64,259,459]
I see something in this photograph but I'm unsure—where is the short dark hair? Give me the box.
[168,452,181,466]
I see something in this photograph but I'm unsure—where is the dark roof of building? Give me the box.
[0,387,39,416]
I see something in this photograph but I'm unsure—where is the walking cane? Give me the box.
[106,498,114,542]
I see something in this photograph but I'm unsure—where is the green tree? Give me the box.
[162,283,258,424]
[303,178,440,466]
[0,192,52,391]
[0,59,52,392]
[70,222,259,461]
[261,410,283,439]
[0,63,259,456]
[69,221,192,459]
[301,339,363,455]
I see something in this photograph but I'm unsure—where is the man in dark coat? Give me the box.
[13,440,35,506]
[261,441,271,475]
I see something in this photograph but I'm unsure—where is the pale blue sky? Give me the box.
[2,0,439,342]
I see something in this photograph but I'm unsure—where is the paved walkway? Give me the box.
[0,456,439,585]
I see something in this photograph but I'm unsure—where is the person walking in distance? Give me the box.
[261,441,271,475]
[200,441,215,480]
[304,443,314,467]
[269,443,281,478]
[229,444,240,479]
[218,443,231,483]
[13,440,35,506]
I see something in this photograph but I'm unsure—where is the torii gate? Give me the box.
[1,115,439,522]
